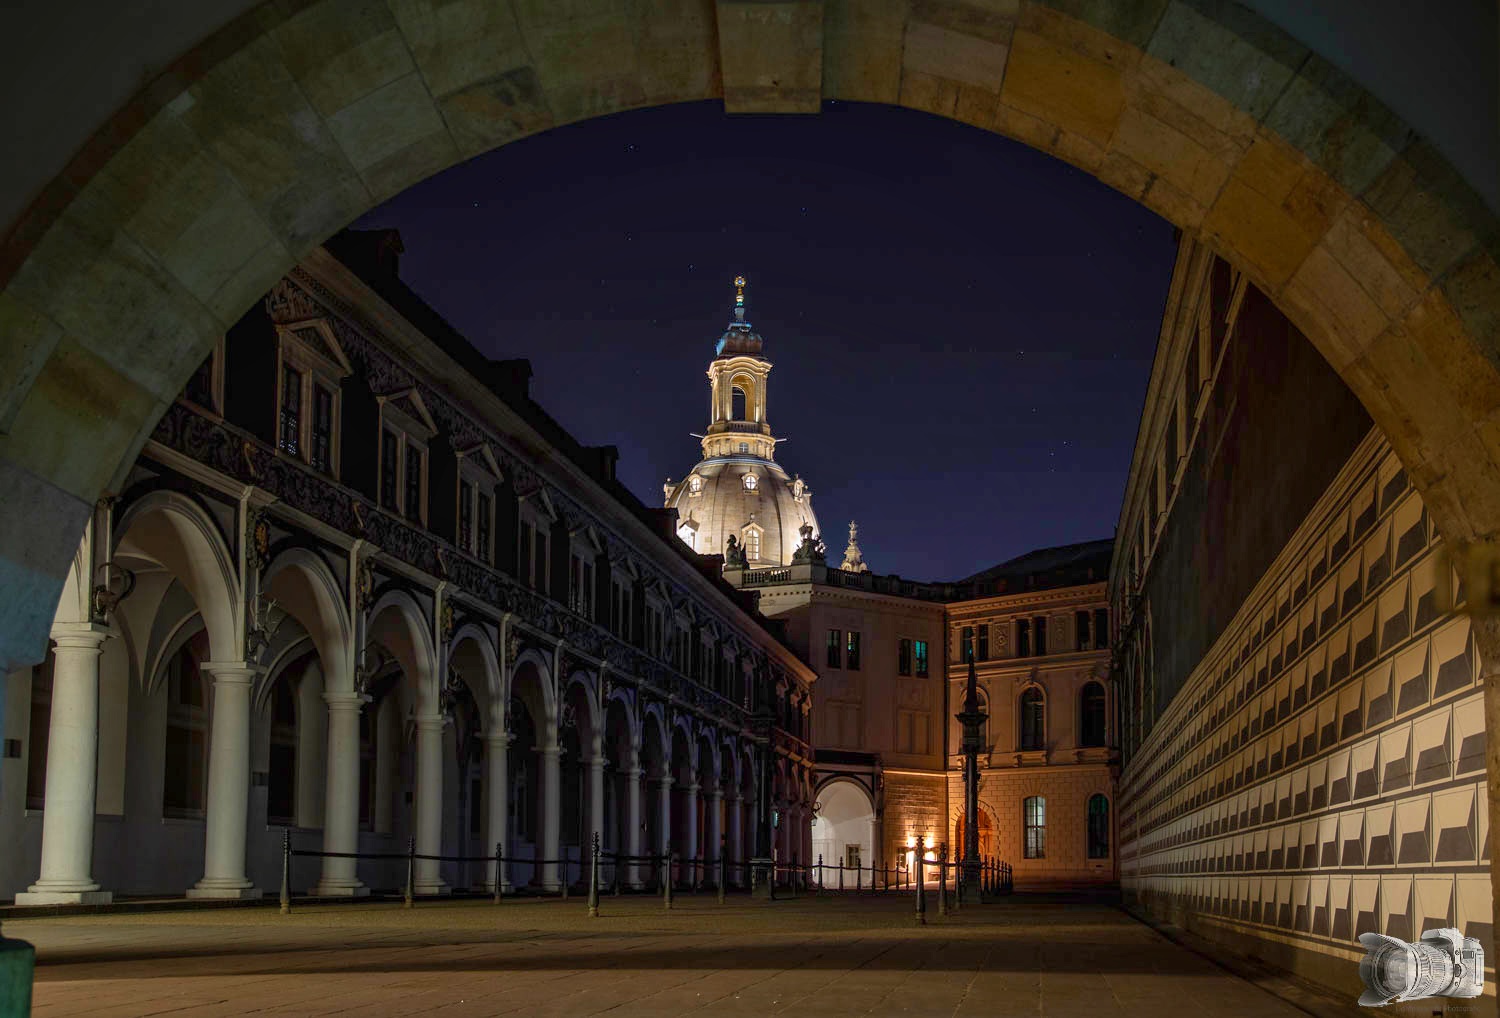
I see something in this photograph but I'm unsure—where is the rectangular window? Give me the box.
[279,364,302,455]
[404,443,423,521]
[961,626,974,663]
[1076,610,1091,650]
[581,560,593,620]
[1016,619,1031,657]
[1087,794,1110,859]
[310,384,334,473]
[977,625,989,661]
[379,429,399,511]
[520,522,535,588]
[746,529,760,561]
[1024,796,1046,859]
[476,492,492,562]
[1093,609,1108,649]
[533,529,548,593]
[1033,616,1048,656]
[898,638,912,676]
[826,629,842,669]
[459,479,474,552]
[914,640,929,678]
[846,631,861,671]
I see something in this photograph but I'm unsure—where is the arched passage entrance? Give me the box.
[0,0,1498,936]
[954,808,997,865]
[811,779,876,881]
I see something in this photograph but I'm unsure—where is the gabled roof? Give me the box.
[959,538,1114,594]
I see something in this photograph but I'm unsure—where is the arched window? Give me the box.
[267,676,297,826]
[163,632,210,818]
[1023,796,1046,859]
[731,385,747,420]
[1080,681,1107,747]
[1087,794,1110,858]
[1019,687,1045,751]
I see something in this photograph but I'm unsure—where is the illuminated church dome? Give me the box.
[663,277,821,566]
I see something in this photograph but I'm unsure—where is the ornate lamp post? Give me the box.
[956,658,988,904]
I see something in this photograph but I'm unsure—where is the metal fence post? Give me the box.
[403,836,415,909]
[613,851,623,896]
[560,854,569,899]
[664,851,675,910]
[279,830,291,915]
[588,832,600,918]
[838,858,844,892]
[914,835,926,926]
[937,843,948,917]
[718,844,727,905]
[493,842,503,904]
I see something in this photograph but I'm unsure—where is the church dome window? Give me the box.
[743,472,758,492]
[688,475,703,496]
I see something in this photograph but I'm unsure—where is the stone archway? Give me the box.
[954,807,997,864]
[0,0,1498,927]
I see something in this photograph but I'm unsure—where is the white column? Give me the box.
[624,765,643,888]
[705,788,723,885]
[413,714,449,895]
[485,731,511,892]
[189,662,260,899]
[587,745,605,853]
[540,742,561,890]
[314,692,367,896]
[683,782,699,885]
[18,623,112,905]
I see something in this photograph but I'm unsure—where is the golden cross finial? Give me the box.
[734,275,746,307]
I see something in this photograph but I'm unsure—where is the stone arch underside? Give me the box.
[0,0,1497,928]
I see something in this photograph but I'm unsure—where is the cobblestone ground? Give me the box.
[13,893,1334,1017]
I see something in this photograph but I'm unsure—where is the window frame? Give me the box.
[1024,796,1047,859]
[1019,685,1046,751]
[376,390,436,527]
[826,629,843,669]
[845,630,861,671]
[914,639,929,678]
[456,445,502,564]
[180,337,227,416]
[275,321,350,477]
[897,637,912,676]
[1086,793,1110,858]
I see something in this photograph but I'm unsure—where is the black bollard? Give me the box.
[718,838,727,905]
[664,851,675,910]
[937,843,948,917]
[494,842,504,904]
[588,833,600,918]
[279,830,291,915]
[403,836,415,909]
[817,852,823,892]
[560,854,569,900]
[914,835,927,925]
[838,858,844,892]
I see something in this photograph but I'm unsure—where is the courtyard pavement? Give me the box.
[9,892,1373,1017]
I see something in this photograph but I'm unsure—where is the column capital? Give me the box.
[624,766,643,779]
[413,713,448,732]
[201,661,258,685]
[483,730,514,747]
[685,782,700,794]
[49,621,111,649]
[323,691,368,711]
[541,743,561,759]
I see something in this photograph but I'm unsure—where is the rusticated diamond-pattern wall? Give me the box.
[1120,437,1491,974]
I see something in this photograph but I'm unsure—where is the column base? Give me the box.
[186,881,261,900]
[0,936,34,1017]
[413,882,451,896]
[15,887,112,906]
[312,881,370,898]
[750,858,775,900]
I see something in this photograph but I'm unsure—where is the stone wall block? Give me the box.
[0,293,64,436]
[273,0,416,118]
[523,8,649,124]
[387,0,529,100]
[177,35,372,257]
[821,0,907,104]
[1143,0,1306,123]
[438,67,556,160]
[1360,140,1500,285]
[630,0,722,105]
[5,184,223,408]
[0,338,163,503]
[898,70,961,118]
[1263,55,1413,200]
[1281,244,1390,371]
[0,460,91,671]
[715,1,825,114]
[999,24,1128,150]
[1027,0,1168,50]
[325,72,460,203]
[1440,244,1500,366]
[902,21,1011,91]
[1320,203,1427,323]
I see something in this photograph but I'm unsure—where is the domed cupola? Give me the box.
[662,277,821,566]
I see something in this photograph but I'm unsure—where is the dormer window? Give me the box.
[275,321,350,476]
[688,475,703,497]
[742,472,758,492]
[742,522,764,562]
[457,446,502,563]
[376,389,437,525]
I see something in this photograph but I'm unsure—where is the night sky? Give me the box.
[353,100,1177,582]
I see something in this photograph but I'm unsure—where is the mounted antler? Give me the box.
[91,561,136,623]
